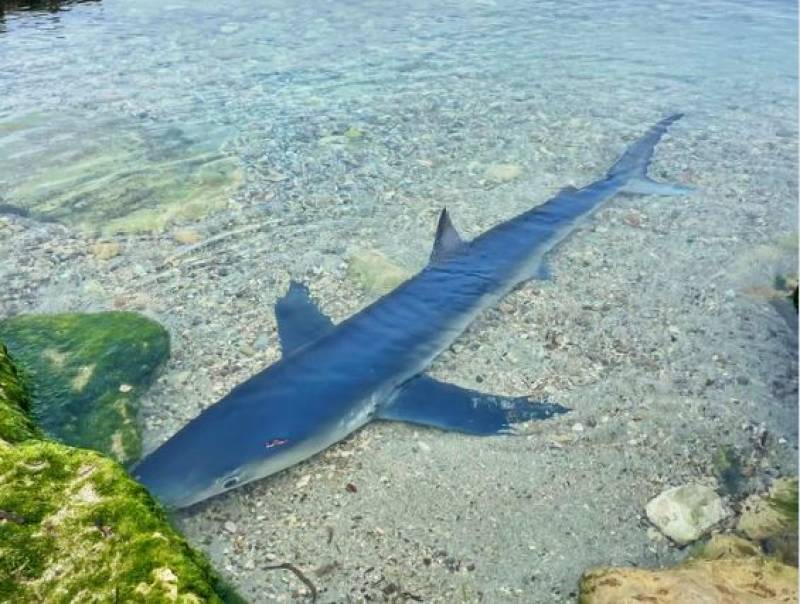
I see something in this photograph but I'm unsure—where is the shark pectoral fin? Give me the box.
[430,208,466,263]
[620,177,694,196]
[275,281,335,355]
[376,376,569,435]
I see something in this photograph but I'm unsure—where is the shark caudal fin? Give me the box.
[608,113,693,196]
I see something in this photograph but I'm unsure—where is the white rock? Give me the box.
[483,163,523,183]
[645,484,730,545]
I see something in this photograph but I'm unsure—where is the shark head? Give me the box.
[131,371,344,508]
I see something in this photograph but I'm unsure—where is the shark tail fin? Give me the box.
[608,113,693,196]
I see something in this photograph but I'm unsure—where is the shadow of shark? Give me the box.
[133,114,691,508]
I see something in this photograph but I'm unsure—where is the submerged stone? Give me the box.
[645,484,730,545]
[483,163,523,183]
[347,249,412,295]
[0,113,243,235]
[738,478,798,540]
[0,312,170,464]
[738,478,798,565]
[696,533,762,560]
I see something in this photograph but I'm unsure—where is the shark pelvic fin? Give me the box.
[275,281,334,355]
[376,375,569,435]
[430,208,465,263]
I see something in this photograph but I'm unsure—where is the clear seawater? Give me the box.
[1,0,796,234]
[1,1,797,602]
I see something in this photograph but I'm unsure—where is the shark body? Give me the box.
[134,114,690,508]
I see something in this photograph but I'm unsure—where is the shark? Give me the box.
[133,114,691,508]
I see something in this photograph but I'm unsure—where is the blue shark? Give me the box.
[133,114,690,508]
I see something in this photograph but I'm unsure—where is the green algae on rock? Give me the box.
[738,477,799,566]
[0,439,245,603]
[0,344,41,443]
[0,312,170,464]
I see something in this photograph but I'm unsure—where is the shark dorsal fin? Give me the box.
[430,208,465,263]
[275,281,335,355]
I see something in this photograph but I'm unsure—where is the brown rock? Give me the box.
[580,558,798,604]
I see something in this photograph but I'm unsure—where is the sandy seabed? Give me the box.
[0,1,796,601]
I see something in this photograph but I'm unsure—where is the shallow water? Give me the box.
[1,0,797,602]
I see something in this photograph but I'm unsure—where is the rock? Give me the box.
[737,478,798,565]
[0,344,41,443]
[0,349,243,603]
[645,484,730,545]
[0,441,244,603]
[89,241,121,260]
[580,558,797,603]
[0,113,243,234]
[483,163,523,183]
[172,229,202,245]
[738,478,797,540]
[698,533,761,560]
[347,249,412,295]
[0,312,170,464]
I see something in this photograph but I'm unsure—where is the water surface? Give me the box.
[0,1,797,602]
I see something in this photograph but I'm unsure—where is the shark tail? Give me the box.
[608,113,693,196]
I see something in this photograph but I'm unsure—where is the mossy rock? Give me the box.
[0,344,41,443]
[0,439,244,603]
[693,533,762,560]
[738,477,799,566]
[0,312,170,464]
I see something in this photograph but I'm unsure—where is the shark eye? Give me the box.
[222,476,240,489]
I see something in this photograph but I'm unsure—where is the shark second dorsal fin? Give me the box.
[430,208,465,263]
[275,281,335,355]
